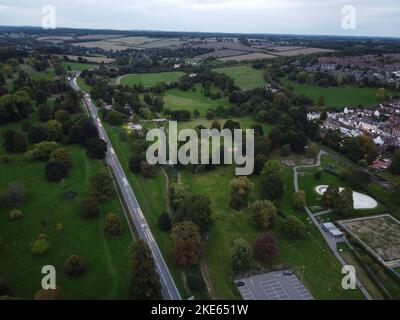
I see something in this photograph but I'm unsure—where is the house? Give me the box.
[322,222,344,239]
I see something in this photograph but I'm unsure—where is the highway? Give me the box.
[70,75,181,300]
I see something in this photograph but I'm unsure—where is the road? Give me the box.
[70,75,181,300]
[293,151,373,300]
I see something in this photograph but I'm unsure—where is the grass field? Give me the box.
[280,76,398,110]
[119,71,185,87]
[61,61,98,71]
[212,65,265,90]
[0,115,132,299]
[164,84,233,116]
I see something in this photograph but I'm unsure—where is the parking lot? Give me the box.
[235,271,314,300]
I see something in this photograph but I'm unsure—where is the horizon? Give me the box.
[0,0,399,38]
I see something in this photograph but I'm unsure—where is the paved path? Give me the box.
[293,151,373,300]
[71,75,181,300]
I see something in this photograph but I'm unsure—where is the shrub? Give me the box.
[9,209,23,221]
[80,197,100,219]
[104,213,122,236]
[64,255,85,277]
[250,201,276,230]
[232,238,252,272]
[31,234,50,256]
[284,216,307,240]
[56,223,63,234]
[158,212,172,231]
[253,233,278,264]
[45,161,69,182]
[292,191,306,210]
[186,269,206,293]
[140,161,155,178]
[2,155,11,164]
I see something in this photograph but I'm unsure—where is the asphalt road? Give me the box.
[71,75,181,300]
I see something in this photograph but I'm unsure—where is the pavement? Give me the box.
[71,75,181,300]
[235,271,314,300]
[293,151,373,300]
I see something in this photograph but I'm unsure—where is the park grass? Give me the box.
[77,77,92,93]
[119,71,185,87]
[0,119,132,299]
[164,84,233,116]
[103,123,190,298]
[212,65,265,90]
[280,76,398,110]
[61,61,98,72]
[180,163,364,300]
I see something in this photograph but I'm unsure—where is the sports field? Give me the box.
[212,65,266,90]
[119,71,185,87]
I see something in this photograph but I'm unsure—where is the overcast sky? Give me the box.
[0,0,399,37]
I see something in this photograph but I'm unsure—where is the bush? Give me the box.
[80,197,100,219]
[186,269,206,293]
[158,212,172,231]
[232,238,252,272]
[253,233,278,264]
[104,213,122,236]
[3,182,27,207]
[9,209,23,221]
[45,161,69,182]
[64,255,85,277]
[2,155,11,164]
[284,216,307,240]
[140,161,156,178]
[31,234,50,256]
[292,191,306,210]
[56,223,63,234]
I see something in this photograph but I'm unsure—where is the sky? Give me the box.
[0,0,399,37]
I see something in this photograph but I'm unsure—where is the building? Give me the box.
[322,222,344,239]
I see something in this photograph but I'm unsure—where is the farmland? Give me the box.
[118,71,185,87]
[280,76,398,109]
[213,65,266,90]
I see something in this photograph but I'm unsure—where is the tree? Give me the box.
[129,152,145,173]
[86,137,107,159]
[28,126,47,144]
[250,200,276,230]
[231,238,252,273]
[343,135,378,164]
[45,120,63,142]
[49,148,73,168]
[158,212,172,231]
[38,105,53,122]
[253,233,278,264]
[292,191,306,210]
[306,143,318,158]
[261,174,285,200]
[229,177,254,210]
[64,255,85,277]
[140,161,155,178]
[251,124,264,137]
[31,234,50,255]
[129,240,162,300]
[344,168,370,188]
[391,179,400,205]
[172,221,202,268]
[321,184,339,209]
[211,120,221,131]
[336,187,354,216]
[317,95,325,107]
[45,161,69,182]
[2,130,27,153]
[80,197,100,219]
[284,216,307,240]
[89,173,114,202]
[261,160,281,178]
[389,149,400,175]
[104,213,122,236]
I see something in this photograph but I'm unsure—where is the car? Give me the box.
[235,281,245,287]
[283,271,294,276]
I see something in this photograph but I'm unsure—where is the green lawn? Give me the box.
[280,76,398,110]
[77,77,92,93]
[164,84,233,116]
[212,65,265,90]
[0,118,132,299]
[180,164,364,300]
[119,71,185,87]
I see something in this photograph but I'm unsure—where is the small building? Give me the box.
[322,222,344,239]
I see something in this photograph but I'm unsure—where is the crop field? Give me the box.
[219,52,276,62]
[272,47,335,56]
[118,71,185,87]
[340,215,400,267]
[71,41,130,51]
[59,55,115,64]
[164,84,232,116]
[212,65,265,90]
[280,76,398,109]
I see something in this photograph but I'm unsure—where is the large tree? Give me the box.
[45,161,69,182]
[231,238,252,273]
[89,173,114,203]
[172,221,202,269]
[253,233,278,264]
[261,174,285,200]
[229,177,254,210]
[261,160,281,178]
[284,216,307,240]
[129,240,162,300]
[250,200,276,230]
[336,187,354,217]
[321,184,340,209]
[86,137,107,160]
